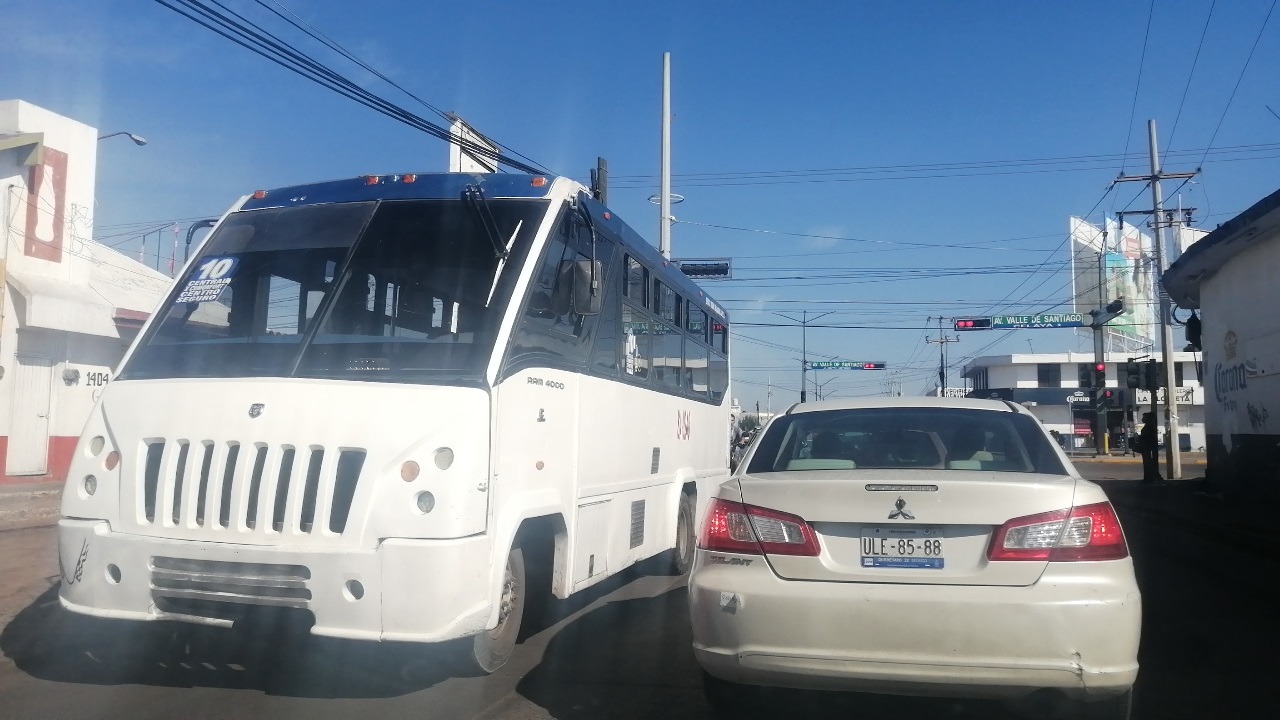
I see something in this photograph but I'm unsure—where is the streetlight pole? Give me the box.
[97,132,147,146]
[659,52,672,260]
[777,311,833,402]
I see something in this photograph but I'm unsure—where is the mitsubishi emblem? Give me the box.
[888,496,915,520]
[248,403,265,419]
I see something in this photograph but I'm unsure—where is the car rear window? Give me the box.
[746,407,1067,476]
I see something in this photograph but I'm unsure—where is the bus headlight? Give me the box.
[433,447,454,470]
[415,491,435,514]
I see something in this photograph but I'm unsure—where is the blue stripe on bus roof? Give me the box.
[239,173,554,211]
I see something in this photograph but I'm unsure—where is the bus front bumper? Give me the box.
[56,519,494,642]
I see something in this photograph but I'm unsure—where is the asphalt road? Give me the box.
[2,460,1274,720]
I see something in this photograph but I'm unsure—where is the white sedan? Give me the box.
[689,397,1140,719]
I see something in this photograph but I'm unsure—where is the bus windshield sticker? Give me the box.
[176,256,241,303]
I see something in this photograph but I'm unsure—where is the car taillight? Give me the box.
[698,498,820,556]
[988,501,1128,562]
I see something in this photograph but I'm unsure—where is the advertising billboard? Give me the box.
[1069,217,1158,350]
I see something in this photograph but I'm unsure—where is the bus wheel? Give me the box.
[669,492,696,575]
[459,546,525,675]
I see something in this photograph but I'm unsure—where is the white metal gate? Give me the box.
[9,355,53,475]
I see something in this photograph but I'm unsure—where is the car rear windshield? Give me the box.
[746,407,1068,476]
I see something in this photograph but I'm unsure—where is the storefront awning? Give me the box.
[6,271,119,337]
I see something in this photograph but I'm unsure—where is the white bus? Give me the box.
[57,172,731,672]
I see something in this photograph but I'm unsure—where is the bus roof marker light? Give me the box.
[252,190,268,200]
[365,176,381,185]
[403,174,417,183]
[603,212,611,220]
[531,177,548,187]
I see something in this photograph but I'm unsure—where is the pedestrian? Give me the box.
[1139,412,1163,484]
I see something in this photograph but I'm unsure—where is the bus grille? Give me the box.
[141,441,366,535]
[150,557,311,611]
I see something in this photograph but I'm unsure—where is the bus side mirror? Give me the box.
[564,259,603,316]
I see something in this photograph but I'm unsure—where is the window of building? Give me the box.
[1038,363,1061,387]
[1175,362,1185,387]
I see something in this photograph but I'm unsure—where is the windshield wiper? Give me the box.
[464,184,509,260]
[465,184,519,308]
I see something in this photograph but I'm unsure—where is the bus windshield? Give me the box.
[120,198,548,383]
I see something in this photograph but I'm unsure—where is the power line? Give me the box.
[1199,0,1277,166]
[1120,0,1157,174]
[252,0,549,174]
[153,0,548,174]
[1164,0,1217,161]
[605,142,1280,183]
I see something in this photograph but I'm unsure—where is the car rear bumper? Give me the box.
[57,519,494,642]
[689,553,1141,700]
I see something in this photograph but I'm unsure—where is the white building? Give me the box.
[1,100,179,484]
[1165,186,1280,500]
[962,351,1206,451]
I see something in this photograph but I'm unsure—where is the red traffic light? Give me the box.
[1096,363,1106,372]
[954,317,992,331]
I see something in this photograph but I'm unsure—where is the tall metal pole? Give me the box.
[800,310,808,403]
[1094,220,1108,456]
[1148,119,1182,479]
[659,52,672,260]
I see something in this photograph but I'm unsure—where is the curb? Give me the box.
[0,484,63,532]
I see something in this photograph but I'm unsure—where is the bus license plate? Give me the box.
[860,527,945,569]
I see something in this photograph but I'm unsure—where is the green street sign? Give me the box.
[992,313,1087,329]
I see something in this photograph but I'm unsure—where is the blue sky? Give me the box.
[4,0,1278,408]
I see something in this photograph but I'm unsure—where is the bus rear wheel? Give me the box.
[669,492,696,575]
[457,546,525,675]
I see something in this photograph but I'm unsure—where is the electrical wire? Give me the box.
[1164,0,1216,161]
[153,0,547,174]
[1198,0,1277,166]
[1120,0,1157,174]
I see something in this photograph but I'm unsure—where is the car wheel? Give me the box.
[456,546,525,675]
[668,492,696,575]
[1079,689,1133,720]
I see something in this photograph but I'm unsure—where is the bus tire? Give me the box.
[668,492,696,575]
[458,546,525,675]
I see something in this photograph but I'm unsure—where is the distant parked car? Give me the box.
[690,397,1140,719]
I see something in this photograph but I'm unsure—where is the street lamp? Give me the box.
[98,131,147,146]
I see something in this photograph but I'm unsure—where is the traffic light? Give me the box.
[1094,363,1107,387]
[1144,360,1164,390]
[954,318,993,331]
[1093,388,1116,408]
[1078,364,1094,387]
[1124,361,1142,389]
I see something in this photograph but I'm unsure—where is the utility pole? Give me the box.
[777,311,833,403]
[1094,221,1108,457]
[926,317,961,397]
[1115,119,1196,479]
[659,52,672,260]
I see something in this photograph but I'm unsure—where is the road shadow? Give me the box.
[515,584,1017,720]
[0,584,455,699]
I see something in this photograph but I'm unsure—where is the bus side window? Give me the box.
[510,211,612,366]
[622,303,651,379]
[624,256,647,305]
[686,305,710,399]
[589,255,623,375]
